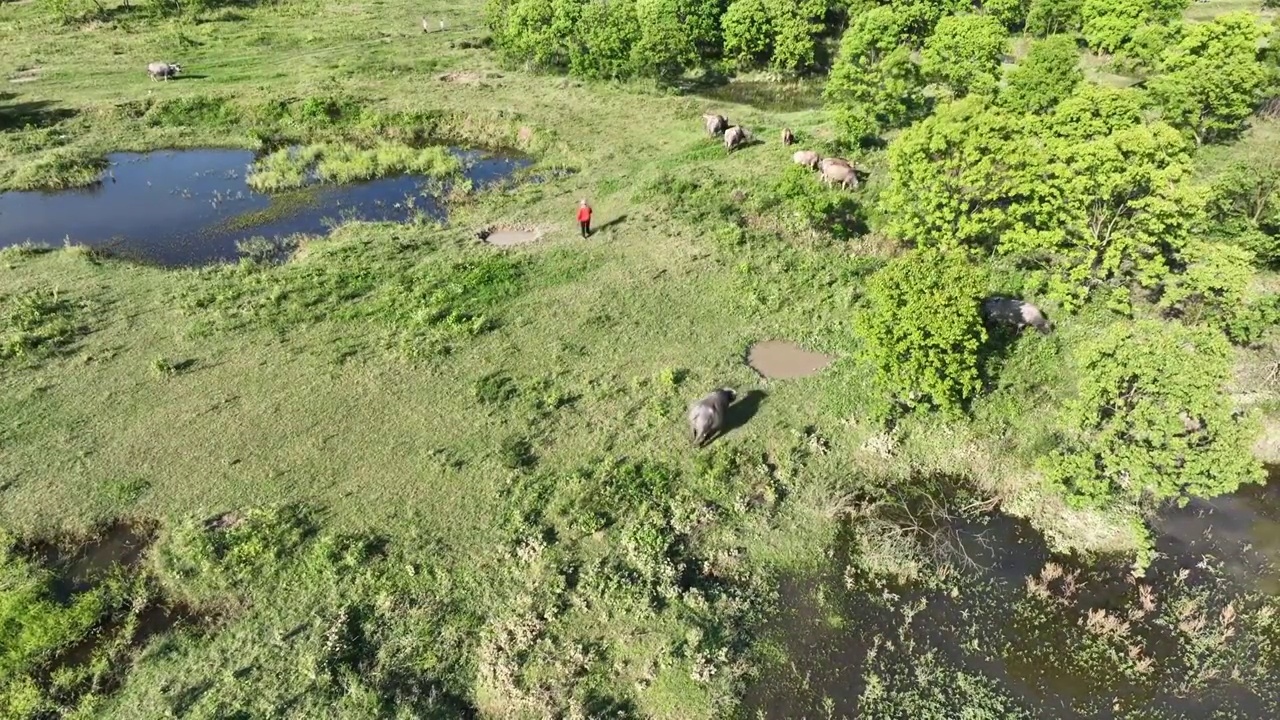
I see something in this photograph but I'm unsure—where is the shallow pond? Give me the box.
[0,148,531,267]
[745,473,1280,719]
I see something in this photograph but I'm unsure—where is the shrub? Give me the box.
[1049,320,1263,508]
[856,247,990,415]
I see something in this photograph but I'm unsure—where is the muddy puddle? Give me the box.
[479,225,543,247]
[746,340,834,379]
[0,148,531,266]
[744,472,1280,719]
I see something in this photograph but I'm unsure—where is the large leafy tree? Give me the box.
[856,248,990,415]
[1001,34,1083,115]
[767,0,830,73]
[1024,0,1082,37]
[882,94,1202,310]
[633,0,698,80]
[570,0,642,80]
[890,0,970,45]
[1043,84,1143,141]
[1206,157,1280,267]
[824,6,925,145]
[722,0,774,68]
[1079,0,1186,55]
[1148,13,1268,146]
[920,14,1008,97]
[1050,320,1263,508]
[983,0,1031,31]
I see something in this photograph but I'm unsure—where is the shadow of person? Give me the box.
[594,214,628,233]
[723,390,767,437]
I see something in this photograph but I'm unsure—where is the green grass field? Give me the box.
[3,0,1280,716]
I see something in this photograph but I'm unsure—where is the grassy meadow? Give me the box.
[3,0,1280,716]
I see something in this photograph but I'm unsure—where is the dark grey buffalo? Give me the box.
[688,388,736,448]
[981,297,1052,334]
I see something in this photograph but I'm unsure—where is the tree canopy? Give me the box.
[920,14,1008,97]
[1148,13,1268,146]
[1049,320,1263,508]
[824,6,925,146]
[1001,34,1083,115]
[856,247,990,415]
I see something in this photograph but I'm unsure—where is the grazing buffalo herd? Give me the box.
[702,112,862,189]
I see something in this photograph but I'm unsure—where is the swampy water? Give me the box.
[744,476,1280,719]
[0,148,530,266]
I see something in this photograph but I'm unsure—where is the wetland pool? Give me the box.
[0,148,531,267]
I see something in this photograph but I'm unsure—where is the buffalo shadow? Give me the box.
[722,389,768,438]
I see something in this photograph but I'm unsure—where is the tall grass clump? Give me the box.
[246,142,462,192]
[8,149,105,191]
[1,288,81,362]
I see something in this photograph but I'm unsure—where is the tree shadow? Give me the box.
[723,390,768,438]
[0,96,78,132]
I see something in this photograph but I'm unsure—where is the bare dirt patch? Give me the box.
[746,340,834,380]
[478,224,544,247]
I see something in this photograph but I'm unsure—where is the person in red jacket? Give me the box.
[577,199,592,238]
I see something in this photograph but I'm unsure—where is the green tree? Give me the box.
[1148,13,1268,146]
[570,0,642,80]
[490,0,582,71]
[722,0,774,68]
[1206,157,1280,267]
[1159,240,1257,340]
[881,97,1057,251]
[1024,0,1082,37]
[1002,34,1083,115]
[633,0,698,80]
[983,0,1031,31]
[856,248,990,415]
[1049,320,1263,508]
[1043,83,1143,140]
[824,6,925,145]
[920,14,1008,97]
[1079,0,1187,55]
[677,0,727,59]
[891,0,969,45]
[767,0,829,73]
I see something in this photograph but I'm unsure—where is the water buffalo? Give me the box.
[147,62,181,81]
[689,388,736,448]
[792,150,820,170]
[781,128,795,146]
[724,125,751,152]
[818,158,858,189]
[703,113,728,137]
[981,297,1053,334]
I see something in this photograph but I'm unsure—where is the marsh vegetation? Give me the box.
[3,0,1280,717]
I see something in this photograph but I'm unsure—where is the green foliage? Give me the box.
[983,0,1031,31]
[754,165,866,240]
[1044,83,1143,140]
[824,7,925,146]
[1024,0,1081,37]
[890,0,970,45]
[8,148,105,191]
[882,92,1201,311]
[487,0,833,78]
[722,0,775,68]
[1079,0,1187,56]
[1,288,80,363]
[1206,157,1280,267]
[1049,320,1263,508]
[1159,240,1256,340]
[1001,34,1083,115]
[920,14,1008,98]
[1148,13,1268,146]
[856,247,990,415]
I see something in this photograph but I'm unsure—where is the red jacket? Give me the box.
[577,206,592,222]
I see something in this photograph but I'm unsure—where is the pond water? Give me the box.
[744,472,1280,719]
[0,148,531,267]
